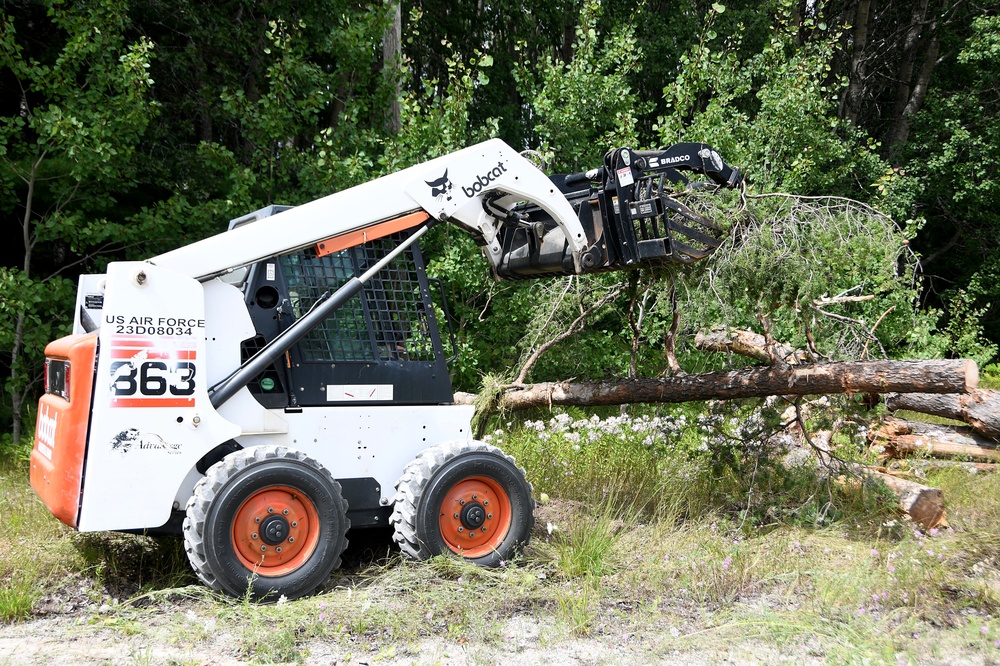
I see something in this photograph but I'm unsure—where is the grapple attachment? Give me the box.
[494,143,743,279]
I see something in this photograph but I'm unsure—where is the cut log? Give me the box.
[871,417,1000,462]
[865,467,947,529]
[455,359,978,412]
[885,390,1000,441]
[838,463,947,529]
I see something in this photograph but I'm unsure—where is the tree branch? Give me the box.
[514,285,622,385]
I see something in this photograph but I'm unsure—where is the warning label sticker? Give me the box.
[616,166,634,187]
[326,384,394,402]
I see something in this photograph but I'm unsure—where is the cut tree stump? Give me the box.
[885,390,1000,441]
[455,359,979,411]
[871,417,1000,462]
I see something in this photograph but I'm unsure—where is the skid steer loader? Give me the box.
[31,139,742,599]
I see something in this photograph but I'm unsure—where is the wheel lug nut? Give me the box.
[487,513,493,519]
[252,533,258,540]
[454,513,460,519]
[276,547,282,553]
[483,500,489,506]
[283,509,289,515]
[255,517,261,523]
[291,521,298,527]
[458,527,463,532]
[459,499,465,505]
[267,507,274,513]
[472,494,478,500]
[261,545,267,552]
[469,532,476,538]
[288,537,295,543]
[482,527,487,532]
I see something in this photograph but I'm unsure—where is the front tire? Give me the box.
[391,441,534,566]
[183,446,349,600]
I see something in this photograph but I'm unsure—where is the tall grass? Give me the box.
[3,402,1000,664]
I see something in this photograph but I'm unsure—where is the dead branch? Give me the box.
[694,327,810,364]
[662,280,683,375]
[514,285,622,384]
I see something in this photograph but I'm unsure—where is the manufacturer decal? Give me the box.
[35,404,58,461]
[107,335,197,408]
[425,170,454,201]
[461,161,508,198]
[662,154,691,165]
[698,148,724,171]
[111,428,181,455]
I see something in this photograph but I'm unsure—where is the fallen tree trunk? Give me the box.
[885,390,1000,441]
[455,359,978,411]
[871,417,1000,462]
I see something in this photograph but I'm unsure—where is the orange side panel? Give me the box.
[315,211,430,257]
[30,333,97,529]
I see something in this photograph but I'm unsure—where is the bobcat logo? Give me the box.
[425,170,453,201]
[111,428,181,455]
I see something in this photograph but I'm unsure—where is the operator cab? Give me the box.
[228,206,454,410]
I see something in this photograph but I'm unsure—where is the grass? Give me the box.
[2,405,1000,664]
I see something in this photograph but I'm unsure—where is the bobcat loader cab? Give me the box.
[31,139,741,599]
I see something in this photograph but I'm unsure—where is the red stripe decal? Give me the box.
[109,349,197,360]
[110,397,196,408]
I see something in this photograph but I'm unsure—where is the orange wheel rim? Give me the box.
[438,476,512,558]
[231,485,320,577]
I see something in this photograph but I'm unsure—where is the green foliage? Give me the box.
[903,13,1000,341]
[681,194,936,359]
[939,272,999,366]
[658,6,887,196]
[522,0,647,170]
[1,1,160,441]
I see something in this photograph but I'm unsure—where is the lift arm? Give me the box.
[150,139,743,282]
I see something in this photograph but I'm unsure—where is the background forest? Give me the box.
[2,0,999,450]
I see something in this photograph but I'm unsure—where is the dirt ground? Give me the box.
[0,608,826,666]
[1,505,996,665]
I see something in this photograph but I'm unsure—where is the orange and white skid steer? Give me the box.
[31,139,742,599]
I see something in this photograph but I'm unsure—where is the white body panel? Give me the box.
[79,262,241,531]
[229,404,475,508]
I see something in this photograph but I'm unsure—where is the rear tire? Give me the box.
[183,446,349,600]
[391,441,534,567]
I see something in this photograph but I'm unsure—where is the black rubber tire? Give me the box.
[390,440,534,567]
[183,446,349,600]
